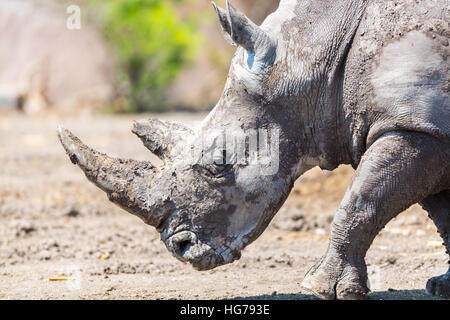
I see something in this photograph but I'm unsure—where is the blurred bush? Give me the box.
[90,0,200,113]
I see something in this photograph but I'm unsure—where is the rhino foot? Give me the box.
[426,269,450,299]
[301,254,369,300]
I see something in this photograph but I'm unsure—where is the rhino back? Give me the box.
[343,0,449,164]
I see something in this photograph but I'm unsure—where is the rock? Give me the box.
[66,209,80,217]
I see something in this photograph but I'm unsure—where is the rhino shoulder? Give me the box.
[343,0,450,161]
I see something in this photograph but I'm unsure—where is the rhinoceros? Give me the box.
[58,0,450,299]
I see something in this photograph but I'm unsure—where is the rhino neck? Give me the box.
[262,0,368,171]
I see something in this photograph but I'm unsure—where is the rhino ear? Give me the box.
[213,1,276,54]
[212,1,235,46]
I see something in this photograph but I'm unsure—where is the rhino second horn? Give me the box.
[57,126,170,227]
[132,118,193,163]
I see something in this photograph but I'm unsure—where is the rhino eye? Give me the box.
[193,149,233,179]
[207,162,232,176]
[193,162,232,179]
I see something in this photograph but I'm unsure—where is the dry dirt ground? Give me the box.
[0,111,448,300]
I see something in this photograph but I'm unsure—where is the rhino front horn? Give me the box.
[57,126,174,227]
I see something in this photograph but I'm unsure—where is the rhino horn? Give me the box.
[57,126,174,227]
[132,118,193,163]
[212,1,276,54]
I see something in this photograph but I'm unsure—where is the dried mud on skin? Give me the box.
[0,113,447,300]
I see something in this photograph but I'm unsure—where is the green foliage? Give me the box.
[94,0,200,112]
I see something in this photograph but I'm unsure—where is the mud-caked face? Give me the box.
[158,122,294,270]
[58,1,301,272]
[58,113,292,272]
[155,2,299,270]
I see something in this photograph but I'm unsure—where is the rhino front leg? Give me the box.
[420,190,450,299]
[301,132,450,300]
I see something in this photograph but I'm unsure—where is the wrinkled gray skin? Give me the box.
[58,0,450,299]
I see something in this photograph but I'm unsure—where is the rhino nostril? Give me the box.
[178,240,193,256]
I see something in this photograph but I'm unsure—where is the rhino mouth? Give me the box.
[164,230,222,270]
[162,229,246,271]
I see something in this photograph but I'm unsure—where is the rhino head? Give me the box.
[58,1,315,271]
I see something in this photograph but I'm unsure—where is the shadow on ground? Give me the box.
[230,289,447,300]
[229,293,319,300]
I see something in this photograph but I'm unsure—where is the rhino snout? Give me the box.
[167,231,197,260]
[165,231,225,270]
